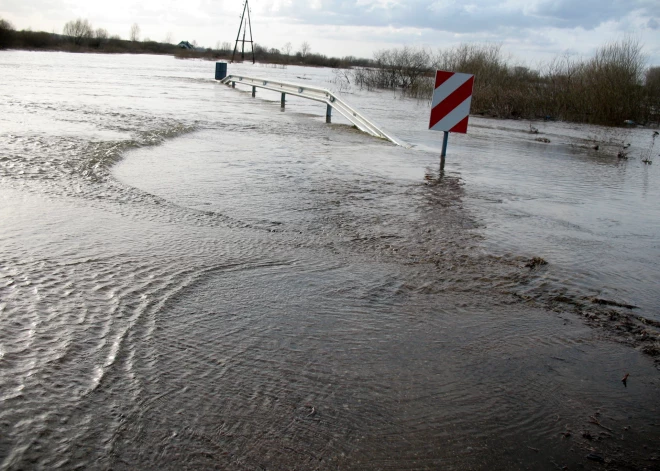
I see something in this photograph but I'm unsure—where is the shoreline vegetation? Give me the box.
[1,18,659,126]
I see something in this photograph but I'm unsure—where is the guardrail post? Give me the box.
[326,104,332,124]
[281,93,286,108]
[252,86,256,97]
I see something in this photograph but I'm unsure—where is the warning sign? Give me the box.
[429,71,474,134]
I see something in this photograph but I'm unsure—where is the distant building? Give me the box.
[177,41,193,50]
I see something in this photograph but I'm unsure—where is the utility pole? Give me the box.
[231,0,255,64]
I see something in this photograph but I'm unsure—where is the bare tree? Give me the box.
[299,41,311,58]
[222,41,232,52]
[164,32,173,44]
[95,28,108,42]
[283,41,292,55]
[647,66,660,98]
[0,17,13,48]
[89,27,109,48]
[192,39,198,48]
[63,18,93,46]
[647,67,660,84]
[0,17,14,30]
[129,23,140,42]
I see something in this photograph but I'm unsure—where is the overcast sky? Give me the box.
[1,0,658,66]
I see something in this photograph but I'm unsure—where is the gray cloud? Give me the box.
[530,0,631,28]
[0,0,70,20]
[265,0,657,34]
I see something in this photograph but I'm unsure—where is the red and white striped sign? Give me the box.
[429,71,474,134]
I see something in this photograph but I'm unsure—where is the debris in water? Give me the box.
[525,257,548,269]
[589,416,613,432]
[587,453,605,462]
[305,404,317,417]
[529,124,539,134]
[641,344,660,356]
[622,373,629,387]
[592,144,599,150]
[535,137,551,143]
[590,297,637,309]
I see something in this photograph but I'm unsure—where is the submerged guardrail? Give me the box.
[220,74,406,147]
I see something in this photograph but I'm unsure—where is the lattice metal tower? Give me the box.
[231,0,255,64]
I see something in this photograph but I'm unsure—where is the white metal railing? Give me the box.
[220,74,407,147]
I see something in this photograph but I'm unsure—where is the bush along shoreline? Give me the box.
[1,17,658,127]
[348,41,660,127]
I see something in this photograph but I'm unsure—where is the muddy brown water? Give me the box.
[0,51,659,470]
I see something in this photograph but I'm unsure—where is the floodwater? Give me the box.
[1,51,659,470]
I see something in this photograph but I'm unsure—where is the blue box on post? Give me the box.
[215,62,227,80]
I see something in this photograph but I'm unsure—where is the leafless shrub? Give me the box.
[647,67,660,93]
[95,28,108,41]
[299,41,311,58]
[63,18,93,46]
[88,27,109,48]
[0,17,14,48]
[331,69,352,93]
[580,36,647,124]
[349,46,433,97]
[129,23,140,42]
[642,131,659,162]
[352,39,653,126]
[645,66,660,123]
[433,43,513,115]
[0,17,14,30]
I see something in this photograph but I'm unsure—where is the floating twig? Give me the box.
[590,297,637,309]
[589,416,613,432]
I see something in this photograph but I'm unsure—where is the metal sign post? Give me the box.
[429,71,475,170]
[440,131,449,169]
